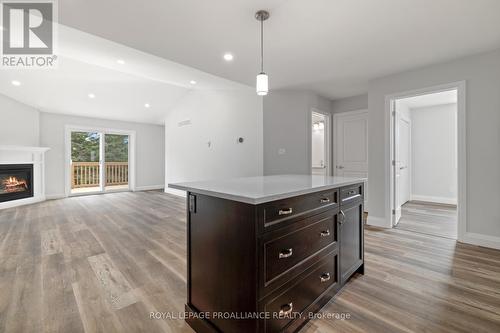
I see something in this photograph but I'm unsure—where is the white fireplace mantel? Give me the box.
[0,145,50,209]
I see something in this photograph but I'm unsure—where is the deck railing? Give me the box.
[71,162,128,188]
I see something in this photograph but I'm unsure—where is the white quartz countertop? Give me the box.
[169,175,367,204]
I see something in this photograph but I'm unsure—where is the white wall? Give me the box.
[263,91,332,175]
[331,94,368,114]
[367,48,500,241]
[0,93,40,146]
[40,112,165,197]
[165,89,263,188]
[411,103,457,204]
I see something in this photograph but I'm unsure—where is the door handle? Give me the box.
[339,210,346,225]
[337,165,344,169]
[320,272,331,283]
[278,302,293,317]
[278,208,293,216]
[278,248,293,259]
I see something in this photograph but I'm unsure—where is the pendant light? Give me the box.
[255,10,269,96]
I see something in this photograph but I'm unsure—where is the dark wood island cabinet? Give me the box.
[170,175,365,333]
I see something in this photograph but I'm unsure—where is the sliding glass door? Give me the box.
[104,134,129,191]
[70,130,129,195]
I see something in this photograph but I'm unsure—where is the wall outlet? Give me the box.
[278,148,286,155]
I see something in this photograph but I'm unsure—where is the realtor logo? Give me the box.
[1,0,57,68]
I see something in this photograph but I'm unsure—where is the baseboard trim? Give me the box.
[164,187,187,198]
[46,194,66,200]
[411,195,457,205]
[0,196,45,209]
[367,216,391,228]
[462,232,500,250]
[135,185,165,192]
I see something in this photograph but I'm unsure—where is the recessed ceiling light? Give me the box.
[116,59,125,65]
[144,103,151,108]
[11,80,21,86]
[190,80,197,85]
[223,53,234,61]
[88,93,96,99]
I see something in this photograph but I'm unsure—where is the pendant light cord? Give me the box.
[260,18,264,73]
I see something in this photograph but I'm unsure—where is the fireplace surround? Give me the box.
[0,164,34,203]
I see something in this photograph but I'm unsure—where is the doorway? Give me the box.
[310,110,331,176]
[65,126,135,196]
[389,83,466,240]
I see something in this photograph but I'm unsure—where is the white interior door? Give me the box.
[335,110,369,207]
[398,117,411,207]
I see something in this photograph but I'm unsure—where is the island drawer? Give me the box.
[340,183,363,205]
[259,251,339,333]
[257,189,338,232]
[260,210,337,286]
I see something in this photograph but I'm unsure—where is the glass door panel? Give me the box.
[70,131,101,194]
[104,134,129,191]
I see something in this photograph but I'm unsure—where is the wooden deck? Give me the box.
[0,191,499,332]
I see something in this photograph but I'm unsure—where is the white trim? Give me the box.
[309,108,332,176]
[64,125,136,197]
[46,193,66,200]
[410,195,457,205]
[386,81,466,242]
[164,187,187,197]
[462,233,500,250]
[0,196,45,210]
[0,145,50,152]
[135,185,165,191]
[367,216,390,228]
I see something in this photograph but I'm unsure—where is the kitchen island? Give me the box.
[169,175,366,333]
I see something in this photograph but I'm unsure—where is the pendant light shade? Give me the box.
[256,72,268,96]
[255,10,270,96]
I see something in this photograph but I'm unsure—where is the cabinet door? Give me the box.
[339,201,364,284]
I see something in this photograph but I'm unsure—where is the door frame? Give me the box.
[308,108,332,176]
[64,125,136,197]
[393,109,412,224]
[386,81,466,241]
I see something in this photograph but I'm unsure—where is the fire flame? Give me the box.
[1,176,28,193]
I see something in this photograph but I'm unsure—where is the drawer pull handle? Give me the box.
[279,302,294,317]
[278,248,293,259]
[278,208,293,216]
[339,210,346,225]
[320,197,330,203]
[320,273,331,283]
[348,190,356,196]
[320,230,330,237]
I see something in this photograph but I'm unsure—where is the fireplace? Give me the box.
[0,164,34,203]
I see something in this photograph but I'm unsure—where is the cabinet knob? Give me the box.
[278,302,294,317]
[320,197,330,203]
[278,208,293,216]
[320,272,331,283]
[320,230,330,237]
[278,248,293,259]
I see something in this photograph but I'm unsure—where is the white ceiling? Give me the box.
[0,26,246,124]
[58,0,500,99]
[398,90,457,110]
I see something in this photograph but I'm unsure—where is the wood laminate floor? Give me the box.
[396,201,458,239]
[1,192,499,333]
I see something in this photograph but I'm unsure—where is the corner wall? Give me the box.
[164,88,263,190]
[0,94,40,146]
[263,90,332,175]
